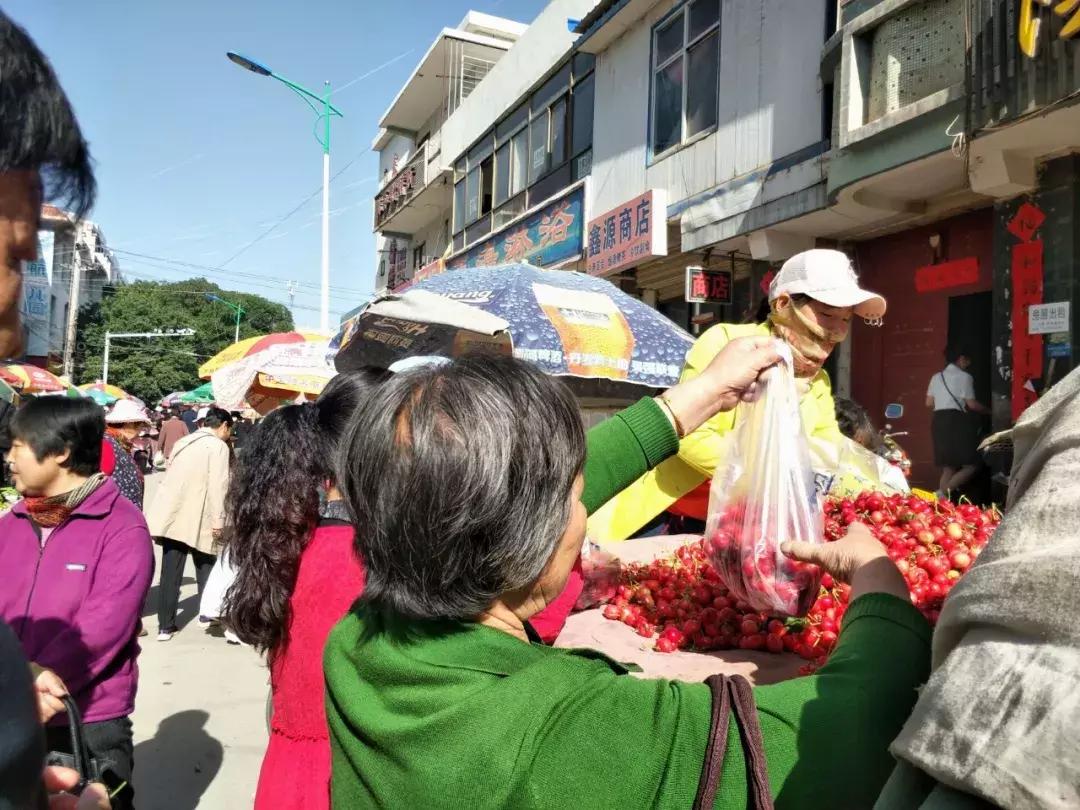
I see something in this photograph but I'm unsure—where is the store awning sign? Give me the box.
[685,266,733,305]
[586,189,667,277]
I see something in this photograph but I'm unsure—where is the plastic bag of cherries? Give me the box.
[704,342,824,617]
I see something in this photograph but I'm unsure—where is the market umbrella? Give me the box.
[0,376,17,404]
[0,363,77,396]
[332,264,694,388]
[198,331,325,379]
[180,382,215,404]
[78,381,130,406]
[211,339,336,414]
[160,391,186,407]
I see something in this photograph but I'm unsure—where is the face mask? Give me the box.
[768,301,846,377]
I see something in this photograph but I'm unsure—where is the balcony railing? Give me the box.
[374,142,431,230]
[969,0,1080,131]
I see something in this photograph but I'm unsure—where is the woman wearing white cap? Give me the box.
[589,248,886,542]
[102,398,151,509]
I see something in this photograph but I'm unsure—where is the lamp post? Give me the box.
[103,329,196,386]
[205,294,245,344]
[226,52,343,334]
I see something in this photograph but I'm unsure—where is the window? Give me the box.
[652,0,721,155]
[413,243,425,270]
[571,74,594,157]
[549,97,567,166]
[453,179,466,232]
[529,114,548,183]
[510,130,528,197]
[495,143,511,206]
[465,166,480,223]
[479,154,494,216]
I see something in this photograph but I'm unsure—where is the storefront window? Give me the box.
[453,179,466,233]
[510,130,528,197]
[572,74,595,158]
[651,0,721,155]
[550,97,567,166]
[529,114,548,183]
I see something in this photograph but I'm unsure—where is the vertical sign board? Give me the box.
[1008,202,1045,421]
[586,190,668,277]
[685,266,733,304]
[21,231,52,357]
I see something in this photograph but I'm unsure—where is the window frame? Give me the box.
[648,0,721,163]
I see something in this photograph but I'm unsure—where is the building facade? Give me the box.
[21,206,118,373]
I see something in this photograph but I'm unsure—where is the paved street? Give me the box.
[134,474,267,809]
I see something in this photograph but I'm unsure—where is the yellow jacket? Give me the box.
[586,321,843,541]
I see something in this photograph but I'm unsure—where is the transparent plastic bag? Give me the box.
[704,343,824,616]
[574,538,621,610]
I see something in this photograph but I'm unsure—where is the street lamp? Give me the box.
[226,51,344,334]
[205,293,245,344]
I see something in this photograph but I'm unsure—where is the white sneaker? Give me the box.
[157,630,175,642]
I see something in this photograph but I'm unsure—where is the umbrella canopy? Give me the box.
[0,364,76,396]
[199,331,324,379]
[0,376,18,404]
[160,391,186,407]
[180,382,215,404]
[332,264,694,388]
[78,381,130,406]
[211,340,336,414]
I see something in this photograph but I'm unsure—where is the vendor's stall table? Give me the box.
[554,535,804,685]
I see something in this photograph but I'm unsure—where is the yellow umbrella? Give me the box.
[199,332,324,379]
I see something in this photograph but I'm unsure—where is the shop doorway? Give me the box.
[947,291,992,404]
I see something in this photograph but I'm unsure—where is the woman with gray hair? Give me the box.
[325,349,931,808]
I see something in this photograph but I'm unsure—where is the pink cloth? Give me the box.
[254,523,365,810]
[530,557,584,644]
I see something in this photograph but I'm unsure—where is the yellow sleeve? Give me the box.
[808,369,844,444]
[675,324,738,478]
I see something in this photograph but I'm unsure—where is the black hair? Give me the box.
[0,11,95,218]
[753,297,772,323]
[9,396,103,475]
[222,369,387,654]
[201,407,233,429]
[945,344,969,364]
[340,354,586,621]
[834,396,881,451]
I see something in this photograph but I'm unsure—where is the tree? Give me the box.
[74,278,294,403]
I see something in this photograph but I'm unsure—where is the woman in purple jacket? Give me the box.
[0,396,153,809]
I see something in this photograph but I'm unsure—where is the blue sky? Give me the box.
[8,0,545,327]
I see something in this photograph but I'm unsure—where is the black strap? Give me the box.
[61,695,93,794]
[939,371,967,412]
[694,675,774,810]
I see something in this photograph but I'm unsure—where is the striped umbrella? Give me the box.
[210,339,335,414]
[0,364,76,396]
[198,331,324,379]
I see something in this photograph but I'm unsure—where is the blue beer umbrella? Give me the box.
[332,263,693,388]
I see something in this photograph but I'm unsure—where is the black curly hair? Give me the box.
[221,368,387,655]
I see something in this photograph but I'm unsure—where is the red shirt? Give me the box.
[254,521,364,810]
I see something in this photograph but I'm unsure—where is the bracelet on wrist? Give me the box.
[656,395,686,439]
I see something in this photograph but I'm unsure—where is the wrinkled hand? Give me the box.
[30,664,68,724]
[660,337,782,437]
[43,766,111,809]
[782,523,907,601]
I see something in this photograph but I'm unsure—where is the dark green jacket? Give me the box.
[326,399,932,808]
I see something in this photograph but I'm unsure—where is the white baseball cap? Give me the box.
[105,398,151,425]
[769,249,886,321]
[196,406,210,421]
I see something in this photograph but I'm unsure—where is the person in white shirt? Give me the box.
[926,345,989,498]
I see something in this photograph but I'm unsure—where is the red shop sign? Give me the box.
[913,257,979,293]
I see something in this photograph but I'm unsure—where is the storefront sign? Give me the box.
[448,186,585,271]
[586,189,667,277]
[685,266,733,304]
[1027,301,1069,335]
[1019,0,1079,59]
[20,232,53,357]
[913,257,979,293]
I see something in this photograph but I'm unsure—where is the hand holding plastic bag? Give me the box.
[705,342,824,616]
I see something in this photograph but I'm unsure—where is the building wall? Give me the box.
[849,208,995,486]
[589,0,829,218]
[377,132,417,188]
[439,0,596,166]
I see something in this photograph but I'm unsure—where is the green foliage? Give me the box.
[74,278,293,403]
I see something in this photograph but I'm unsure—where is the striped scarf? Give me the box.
[22,473,108,528]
